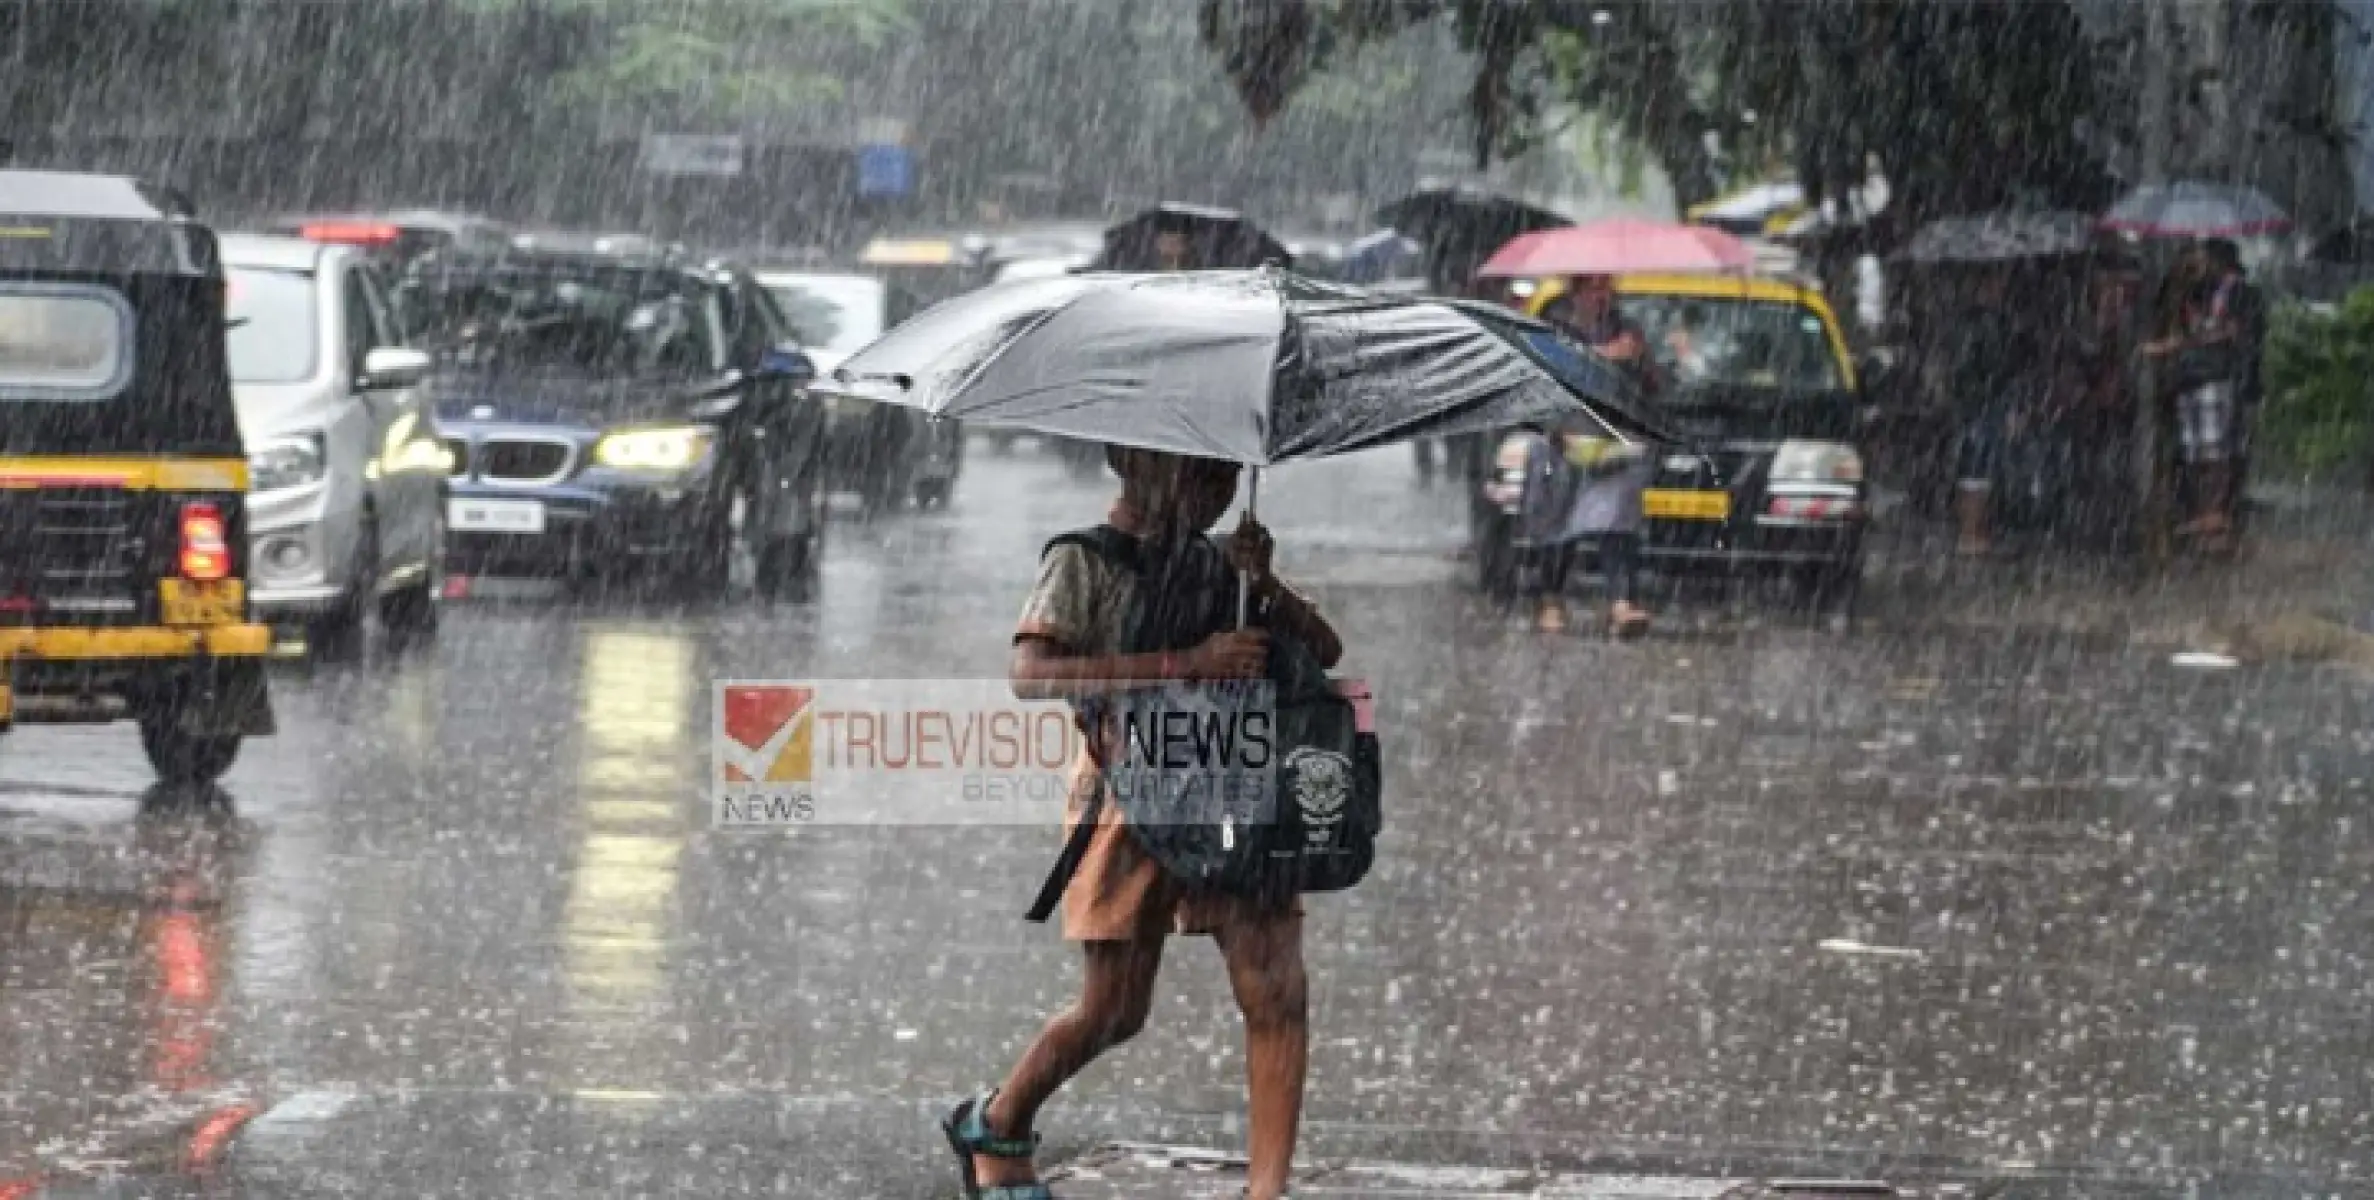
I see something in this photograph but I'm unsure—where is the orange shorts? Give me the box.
[1057,753,1302,942]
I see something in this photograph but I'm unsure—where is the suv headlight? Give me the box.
[593,425,715,471]
[249,433,326,493]
[1770,439,1863,484]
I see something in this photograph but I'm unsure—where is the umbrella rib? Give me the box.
[937,289,1101,409]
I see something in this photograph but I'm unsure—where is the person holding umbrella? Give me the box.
[2142,243,2245,551]
[939,447,1339,1200]
[819,267,1637,1200]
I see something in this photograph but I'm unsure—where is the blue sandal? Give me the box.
[940,1090,1050,1200]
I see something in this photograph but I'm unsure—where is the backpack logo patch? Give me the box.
[1285,745,1354,847]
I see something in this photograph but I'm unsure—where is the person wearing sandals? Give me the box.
[1510,416,1656,636]
[943,447,1343,1200]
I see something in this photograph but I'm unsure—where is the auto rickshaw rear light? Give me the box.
[299,221,402,246]
[179,503,231,581]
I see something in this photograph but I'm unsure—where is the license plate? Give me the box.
[1642,488,1731,521]
[449,498,546,534]
[158,579,243,626]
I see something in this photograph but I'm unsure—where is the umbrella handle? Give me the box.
[1237,470,1260,629]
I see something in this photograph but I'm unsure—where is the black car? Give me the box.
[394,242,830,599]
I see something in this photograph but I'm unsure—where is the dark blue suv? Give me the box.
[392,243,829,599]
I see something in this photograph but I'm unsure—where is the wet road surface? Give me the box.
[3,444,2370,1196]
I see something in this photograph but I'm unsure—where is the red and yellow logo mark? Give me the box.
[720,685,815,783]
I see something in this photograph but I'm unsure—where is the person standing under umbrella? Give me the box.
[941,447,1342,1200]
[2205,238,2266,531]
[1946,265,2039,557]
[2143,243,2245,551]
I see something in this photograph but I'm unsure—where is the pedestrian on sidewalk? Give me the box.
[1504,419,1657,636]
[943,446,1343,1200]
[1948,266,2030,557]
[2143,243,2244,554]
[2204,238,2266,532]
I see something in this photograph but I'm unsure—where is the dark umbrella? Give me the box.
[819,267,1642,620]
[2099,181,2292,240]
[817,267,1638,466]
[1895,210,2101,265]
[1337,229,1424,284]
[1091,202,1292,271]
[1376,185,1572,287]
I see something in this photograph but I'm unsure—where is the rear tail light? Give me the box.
[298,221,402,246]
[179,503,230,581]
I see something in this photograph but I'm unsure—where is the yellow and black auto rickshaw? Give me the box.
[0,170,273,783]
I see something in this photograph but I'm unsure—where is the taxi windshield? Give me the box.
[1620,294,1844,393]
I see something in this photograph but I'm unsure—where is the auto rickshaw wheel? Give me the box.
[914,478,950,509]
[139,719,242,785]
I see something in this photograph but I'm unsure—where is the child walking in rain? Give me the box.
[942,446,1343,1200]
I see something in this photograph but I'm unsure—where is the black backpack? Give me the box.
[1023,525,1381,921]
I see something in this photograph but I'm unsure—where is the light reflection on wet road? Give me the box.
[1,444,2369,1196]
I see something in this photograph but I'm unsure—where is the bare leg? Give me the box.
[1216,912,1308,1200]
[1602,534,1650,634]
[975,935,1165,1188]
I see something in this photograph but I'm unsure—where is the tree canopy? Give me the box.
[1202,0,2120,228]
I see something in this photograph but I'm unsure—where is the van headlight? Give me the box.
[593,425,714,471]
[249,433,326,493]
[1770,439,1863,484]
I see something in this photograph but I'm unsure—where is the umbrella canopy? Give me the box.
[1091,202,1292,271]
[814,268,1639,467]
[1685,180,1807,236]
[2099,181,2292,239]
[1897,210,2101,265]
[1479,218,1756,279]
[1376,186,1572,284]
[1337,229,1424,284]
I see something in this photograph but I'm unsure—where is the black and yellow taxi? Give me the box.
[1524,272,1867,597]
[0,170,274,784]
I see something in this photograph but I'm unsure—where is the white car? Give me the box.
[758,270,962,510]
[223,235,446,654]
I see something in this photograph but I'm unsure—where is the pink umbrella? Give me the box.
[1477,217,1756,278]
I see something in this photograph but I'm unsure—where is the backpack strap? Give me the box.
[1024,786,1103,924]
[1025,524,1131,924]
[1043,524,1142,575]
[1022,522,1233,923]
